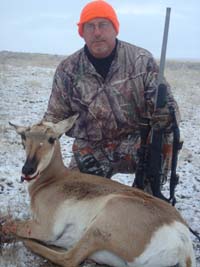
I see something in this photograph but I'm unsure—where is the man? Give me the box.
[43,0,180,183]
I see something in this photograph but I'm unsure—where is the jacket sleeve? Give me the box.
[136,54,181,126]
[43,62,73,123]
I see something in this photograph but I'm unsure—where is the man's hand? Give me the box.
[75,153,113,178]
[151,106,172,131]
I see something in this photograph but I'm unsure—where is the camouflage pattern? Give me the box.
[43,40,180,176]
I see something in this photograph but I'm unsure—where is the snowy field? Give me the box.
[0,51,199,266]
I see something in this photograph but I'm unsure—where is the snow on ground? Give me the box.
[0,52,199,266]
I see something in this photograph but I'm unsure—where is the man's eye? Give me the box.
[85,24,94,31]
[99,22,109,28]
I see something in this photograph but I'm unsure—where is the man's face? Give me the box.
[82,18,117,58]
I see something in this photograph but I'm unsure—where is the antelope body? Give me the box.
[4,115,196,267]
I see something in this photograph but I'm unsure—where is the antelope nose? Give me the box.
[22,157,38,176]
[22,164,35,176]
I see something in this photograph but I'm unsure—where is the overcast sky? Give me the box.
[1,0,199,59]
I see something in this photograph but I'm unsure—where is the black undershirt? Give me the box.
[84,39,118,79]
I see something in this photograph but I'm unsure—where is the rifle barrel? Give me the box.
[157,7,171,85]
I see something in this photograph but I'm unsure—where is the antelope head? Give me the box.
[9,114,78,182]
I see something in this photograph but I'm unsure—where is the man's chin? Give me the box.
[91,47,109,58]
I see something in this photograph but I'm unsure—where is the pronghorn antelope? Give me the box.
[2,114,196,267]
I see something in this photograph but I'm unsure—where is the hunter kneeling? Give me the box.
[43,1,181,201]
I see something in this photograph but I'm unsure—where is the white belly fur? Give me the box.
[48,196,112,248]
[90,222,194,267]
[47,199,195,267]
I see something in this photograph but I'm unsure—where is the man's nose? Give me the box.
[93,25,102,35]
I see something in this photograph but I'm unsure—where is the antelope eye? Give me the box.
[48,137,56,144]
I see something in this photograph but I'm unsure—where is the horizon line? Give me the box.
[1,50,200,62]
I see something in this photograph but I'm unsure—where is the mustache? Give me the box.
[92,38,105,43]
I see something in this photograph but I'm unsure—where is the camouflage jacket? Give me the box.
[43,40,180,141]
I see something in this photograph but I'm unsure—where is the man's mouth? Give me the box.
[93,39,105,44]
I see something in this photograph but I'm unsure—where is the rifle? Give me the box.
[133,8,183,205]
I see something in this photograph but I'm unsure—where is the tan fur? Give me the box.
[4,117,195,267]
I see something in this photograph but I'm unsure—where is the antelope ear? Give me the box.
[9,122,30,135]
[54,114,79,137]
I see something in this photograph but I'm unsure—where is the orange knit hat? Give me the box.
[77,0,119,37]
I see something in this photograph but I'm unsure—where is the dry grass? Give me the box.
[0,51,65,68]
